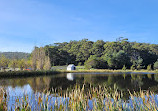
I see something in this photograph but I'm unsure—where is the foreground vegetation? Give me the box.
[0,85,158,110]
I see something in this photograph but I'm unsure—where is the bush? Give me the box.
[122,65,126,70]
[84,56,98,69]
[84,55,107,69]
[147,64,152,71]
[131,65,135,70]
[154,60,158,70]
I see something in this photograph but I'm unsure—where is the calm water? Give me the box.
[1,72,158,109]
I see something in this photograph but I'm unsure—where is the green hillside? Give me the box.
[0,52,30,59]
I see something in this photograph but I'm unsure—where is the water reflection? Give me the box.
[0,73,158,100]
[66,73,74,81]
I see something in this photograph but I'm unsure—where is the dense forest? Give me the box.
[31,38,158,70]
[0,38,158,71]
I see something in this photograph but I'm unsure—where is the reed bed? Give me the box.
[0,85,158,111]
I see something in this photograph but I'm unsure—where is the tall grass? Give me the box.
[0,85,158,110]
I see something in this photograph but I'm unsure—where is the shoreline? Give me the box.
[0,70,60,78]
[62,69,158,74]
[0,69,157,78]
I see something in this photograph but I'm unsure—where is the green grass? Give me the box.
[61,69,157,73]
[52,65,158,73]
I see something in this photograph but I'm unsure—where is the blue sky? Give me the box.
[0,0,158,53]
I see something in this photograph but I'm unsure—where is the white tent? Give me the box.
[67,64,76,71]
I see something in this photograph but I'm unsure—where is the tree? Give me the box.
[84,55,98,69]
[18,59,25,70]
[103,50,131,69]
[85,55,107,69]
[31,47,46,70]
[46,46,59,66]
[77,39,93,64]
[130,50,144,70]
[44,56,51,70]
[30,38,158,70]
[91,40,105,57]
[0,55,9,71]
[31,47,38,70]
[37,47,45,70]
[25,59,31,69]
[9,59,18,71]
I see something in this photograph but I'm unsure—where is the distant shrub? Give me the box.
[122,65,126,70]
[137,65,144,70]
[147,64,152,71]
[78,62,82,66]
[154,60,158,70]
[131,65,135,70]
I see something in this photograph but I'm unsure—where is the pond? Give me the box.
[1,72,158,110]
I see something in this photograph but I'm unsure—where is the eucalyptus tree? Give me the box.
[18,59,25,70]
[9,58,18,71]
[0,55,9,71]
[91,40,105,57]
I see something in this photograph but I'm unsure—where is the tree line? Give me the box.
[0,54,31,71]
[0,38,158,71]
[31,38,158,70]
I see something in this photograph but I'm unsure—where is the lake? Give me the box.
[1,72,158,110]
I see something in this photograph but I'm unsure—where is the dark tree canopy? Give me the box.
[31,38,158,70]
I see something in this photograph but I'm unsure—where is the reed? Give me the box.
[0,85,158,110]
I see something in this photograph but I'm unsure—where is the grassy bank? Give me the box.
[0,85,158,110]
[0,70,60,78]
[61,69,158,74]
[0,69,157,78]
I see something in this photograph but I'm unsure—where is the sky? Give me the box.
[0,0,158,53]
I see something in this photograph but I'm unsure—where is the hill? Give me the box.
[0,52,30,59]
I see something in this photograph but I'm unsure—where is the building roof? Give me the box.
[67,64,75,67]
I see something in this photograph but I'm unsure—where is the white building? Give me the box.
[67,64,76,71]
